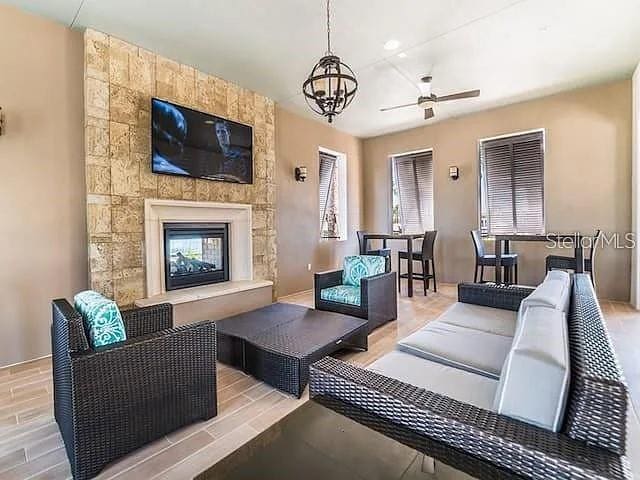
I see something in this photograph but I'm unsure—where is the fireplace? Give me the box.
[163,223,230,290]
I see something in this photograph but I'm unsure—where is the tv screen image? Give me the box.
[151,98,253,184]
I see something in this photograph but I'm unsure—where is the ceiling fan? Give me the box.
[380,75,480,120]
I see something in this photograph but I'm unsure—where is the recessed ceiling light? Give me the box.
[397,52,407,59]
[384,39,401,51]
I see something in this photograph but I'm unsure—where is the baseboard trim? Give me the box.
[1,353,52,371]
[277,289,313,301]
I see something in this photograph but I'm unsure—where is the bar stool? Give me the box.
[398,230,437,295]
[546,229,601,286]
[356,231,392,272]
[471,230,518,283]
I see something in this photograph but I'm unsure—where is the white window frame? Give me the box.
[319,146,348,242]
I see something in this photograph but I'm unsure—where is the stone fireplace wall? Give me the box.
[83,29,277,306]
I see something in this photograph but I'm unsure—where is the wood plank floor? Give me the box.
[0,283,638,479]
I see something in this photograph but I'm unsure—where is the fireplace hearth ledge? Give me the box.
[134,279,273,307]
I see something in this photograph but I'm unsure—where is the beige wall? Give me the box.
[363,80,632,301]
[0,5,87,366]
[83,30,277,305]
[276,107,364,297]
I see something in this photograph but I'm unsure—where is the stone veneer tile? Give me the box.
[87,201,111,235]
[86,117,109,157]
[112,197,143,233]
[182,178,196,200]
[85,30,277,305]
[111,154,140,197]
[158,175,183,199]
[113,267,145,306]
[89,242,112,273]
[111,84,145,125]
[130,48,155,96]
[85,30,109,81]
[137,153,157,193]
[91,271,114,299]
[113,240,144,270]
[109,121,130,159]
[196,71,216,111]
[176,64,196,106]
[85,77,109,119]
[87,164,111,195]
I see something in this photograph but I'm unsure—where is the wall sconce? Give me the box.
[295,166,308,182]
[0,107,4,136]
[449,166,459,180]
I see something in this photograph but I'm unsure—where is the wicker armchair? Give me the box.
[314,266,397,333]
[51,300,218,480]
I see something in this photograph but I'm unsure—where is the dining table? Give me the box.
[493,233,584,284]
[362,232,424,297]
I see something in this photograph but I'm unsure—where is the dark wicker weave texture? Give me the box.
[314,269,397,332]
[563,274,629,455]
[52,300,218,480]
[310,357,630,480]
[457,282,534,311]
[216,303,368,398]
[310,274,631,479]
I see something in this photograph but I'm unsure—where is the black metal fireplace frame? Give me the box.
[163,223,230,291]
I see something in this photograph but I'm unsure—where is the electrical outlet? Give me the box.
[307,263,312,271]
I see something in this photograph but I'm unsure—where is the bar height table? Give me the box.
[493,233,584,284]
[362,233,424,297]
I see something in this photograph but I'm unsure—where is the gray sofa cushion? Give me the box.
[520,276,570,314]
[368,350,498,410]
[436,302,517,338]
[493,305,570,432]
[397,323,513,379]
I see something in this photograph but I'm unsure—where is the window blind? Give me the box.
[480,131,544,234]
[319,152,337,237]
[392,151,434,234]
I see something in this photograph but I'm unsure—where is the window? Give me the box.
[392,150,434,234]
[479,130,544,235]
[319,149,347,240]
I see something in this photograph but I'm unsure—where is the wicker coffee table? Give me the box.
[216,303,368,397]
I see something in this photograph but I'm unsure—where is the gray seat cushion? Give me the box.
[436,302,517,338]
[493,305,570,432]
[368,350,498,410]
[397,323,513,379]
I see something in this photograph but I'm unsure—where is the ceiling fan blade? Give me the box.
[380,101,420,112]
[424,107,435,120]
[434,89,480,102]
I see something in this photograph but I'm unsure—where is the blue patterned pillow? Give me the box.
[321,285,361,306]
[342,255,386,287]
[74,291,127,348]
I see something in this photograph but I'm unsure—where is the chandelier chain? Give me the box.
[326,0,331,54]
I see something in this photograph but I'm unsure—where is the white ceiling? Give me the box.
[5,0,640,137]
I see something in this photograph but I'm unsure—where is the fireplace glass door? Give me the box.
[163,223,230,290]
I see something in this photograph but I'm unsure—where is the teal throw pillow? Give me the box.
[74,290,127,348]
[342,255,386,287]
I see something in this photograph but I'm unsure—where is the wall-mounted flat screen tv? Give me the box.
[151,98,253,184]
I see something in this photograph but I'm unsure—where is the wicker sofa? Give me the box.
[310,273,633,480]
[51,300,218,480]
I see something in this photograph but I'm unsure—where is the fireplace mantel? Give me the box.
[144,199,255,297]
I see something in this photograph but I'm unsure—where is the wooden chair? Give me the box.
[398,230,437,295]
[471,230,518,283]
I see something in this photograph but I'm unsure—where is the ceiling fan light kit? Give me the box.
[302,0,358,123]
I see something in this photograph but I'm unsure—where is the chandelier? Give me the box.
[302,0,358,123]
